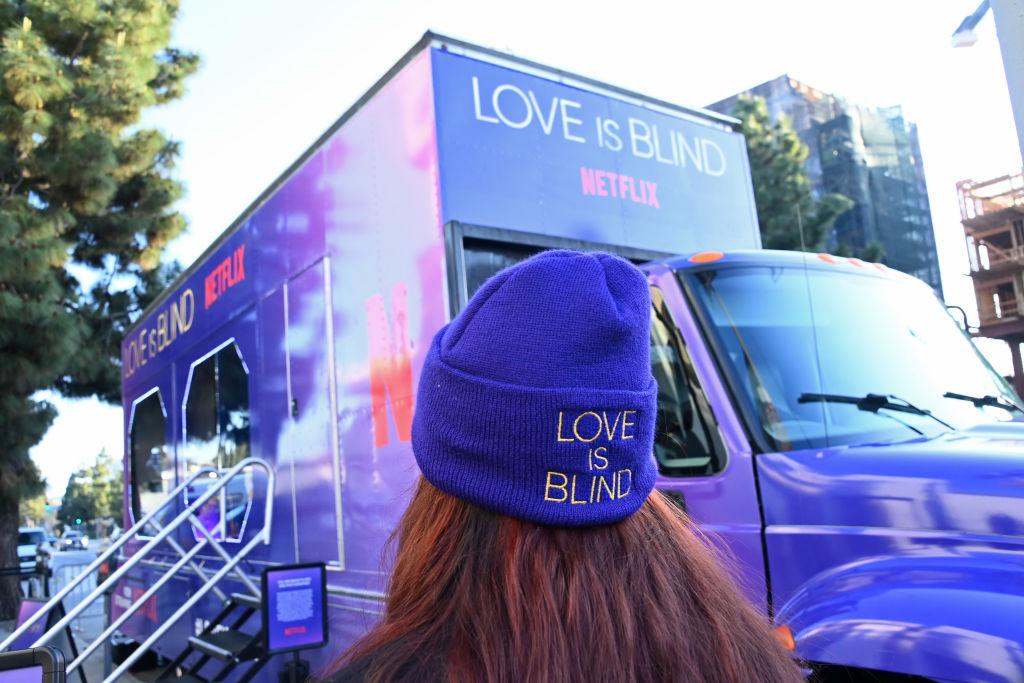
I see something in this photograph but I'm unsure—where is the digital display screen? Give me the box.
[7,601,46,651]
[0,665,43,683]
[262,563,327,654]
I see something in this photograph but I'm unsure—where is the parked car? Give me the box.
[58,530,89,551]
[16,527,50,575]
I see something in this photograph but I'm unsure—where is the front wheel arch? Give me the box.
[810,662,937,683]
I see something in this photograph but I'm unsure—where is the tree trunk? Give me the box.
[0,481,21,620]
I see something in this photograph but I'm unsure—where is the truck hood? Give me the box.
[756,421,1024,538]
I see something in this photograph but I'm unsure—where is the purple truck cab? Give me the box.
[649,251,1024,682]
[117,34,1024,682]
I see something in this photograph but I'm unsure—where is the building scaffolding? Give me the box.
[959,170,1024,396]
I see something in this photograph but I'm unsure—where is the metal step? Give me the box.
[187,628,260,662]
[230,591,261,609]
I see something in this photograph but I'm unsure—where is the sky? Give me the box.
[30,0,1022,496]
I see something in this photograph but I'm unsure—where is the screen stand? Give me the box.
[49,602,86,683]
[279,652,308,683]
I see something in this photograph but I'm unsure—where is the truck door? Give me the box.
[646,266,769,612]
[284,258,344,567]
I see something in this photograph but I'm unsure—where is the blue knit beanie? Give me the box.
[412,250,658,527]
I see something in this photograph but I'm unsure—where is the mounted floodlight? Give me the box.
[952,0,991,47]
[952,27,979,47]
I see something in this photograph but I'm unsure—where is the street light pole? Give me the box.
[991,0,1024,164]
[955,0,1024,162]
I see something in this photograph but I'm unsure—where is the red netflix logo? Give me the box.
[580,166,659,208]
[204,244,246,310]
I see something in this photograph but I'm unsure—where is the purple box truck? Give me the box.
[105,33,1023,682]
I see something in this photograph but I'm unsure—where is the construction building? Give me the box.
[710,76,943,294]
[959,171,1024,397]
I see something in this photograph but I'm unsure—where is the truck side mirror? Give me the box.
[946,305,970,332]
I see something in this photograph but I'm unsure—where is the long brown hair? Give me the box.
[325,478,802,682]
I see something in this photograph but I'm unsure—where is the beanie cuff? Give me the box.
[412,330,658,527]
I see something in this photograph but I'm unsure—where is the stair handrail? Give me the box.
[102,459,274,682]
[66,537,211,674]
[67,458,275,675]
[2,457,273,658]
[35,457,273,654]
[0,464,216,652]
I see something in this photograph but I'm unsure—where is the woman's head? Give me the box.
[412,250,659,526]
[335,478,802,683]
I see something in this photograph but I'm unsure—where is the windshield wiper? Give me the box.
[798,392,955,432]
[943,391,1023,414]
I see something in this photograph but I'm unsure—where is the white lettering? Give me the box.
[528,91,558,135]
[629,118,653,158]
[653,124,678,166]
[492,84,533,129]
[602,118,623,151]
[559,99,585,143]
[676,132,704,172]
[702,139,727,176]
[472,77,499,123]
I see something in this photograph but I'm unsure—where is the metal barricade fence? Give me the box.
[48,551,103,628]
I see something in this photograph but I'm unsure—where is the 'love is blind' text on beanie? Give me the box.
[412,250,658,527]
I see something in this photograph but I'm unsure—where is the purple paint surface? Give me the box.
[6,601,46,652]
[0,666,43,683]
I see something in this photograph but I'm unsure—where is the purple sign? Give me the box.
[432,49,760,256]
[0,666,43,683]
[6,601,46,652]
[262,563,327,654]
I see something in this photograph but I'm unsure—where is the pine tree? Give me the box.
[733,94,856,253]
[0,1,196,618]
[58,450,121,532]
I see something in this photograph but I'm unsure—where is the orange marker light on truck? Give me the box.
[774,624,796,651]
[817,253,839,264]
[847,257,865,268]
[689,251,725,264]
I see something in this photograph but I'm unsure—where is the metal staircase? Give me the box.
[0,457,275,683]
[157,591,269,682]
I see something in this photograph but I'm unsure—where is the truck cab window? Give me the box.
[183,341,252,541]
[650,287,721,476]
[463,238,539,299]
[129,390,172,523]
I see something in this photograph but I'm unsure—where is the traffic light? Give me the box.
[75,517,82,525]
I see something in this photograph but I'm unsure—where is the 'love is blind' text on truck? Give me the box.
[6,33,1022,683]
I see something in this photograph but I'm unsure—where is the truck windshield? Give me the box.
[18,531,44,546]
[684,264,1022,451]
